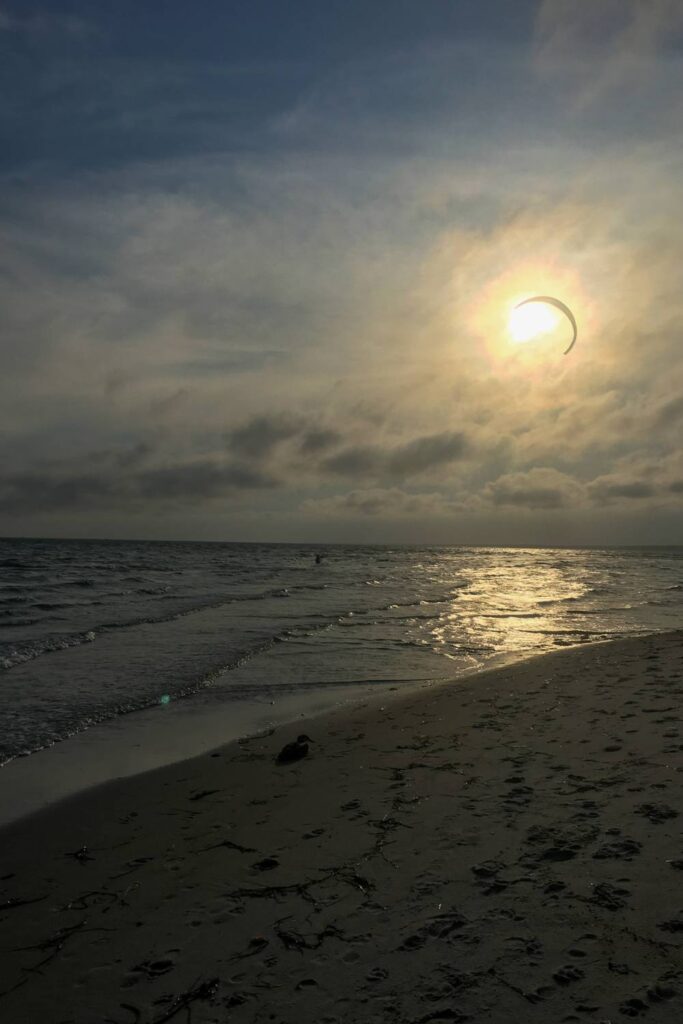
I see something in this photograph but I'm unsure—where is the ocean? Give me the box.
[1,538,683,767]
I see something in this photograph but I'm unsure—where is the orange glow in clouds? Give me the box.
[466,262,584,370]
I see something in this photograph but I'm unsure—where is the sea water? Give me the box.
[2,538,683,768]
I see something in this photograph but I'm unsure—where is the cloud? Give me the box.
[3,159,683,537]
[588,474,657,504]
[321,431,469,481]
[386,431,468,477]
[302,487,452,519]
[482,468,585,510]
[85,441,153,471]
[135,461,277,500]
[298,428,341,455]
[228,414,305,459]
[0,473,115,514]
[227,413,343,467]
[321,445,381,478]
[2,11,683,541]
[0,451,277,513]
[535,0,683,110]
[226,413,469,484]
[653,393,683,429]
[577,448,683,506]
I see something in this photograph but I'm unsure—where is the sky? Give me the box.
[1,0,683,545]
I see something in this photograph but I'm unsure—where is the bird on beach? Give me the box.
[275,734,313,764]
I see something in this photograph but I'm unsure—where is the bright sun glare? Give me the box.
[508,301,559,344]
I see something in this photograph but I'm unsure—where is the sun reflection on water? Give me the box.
[427,553,613,659]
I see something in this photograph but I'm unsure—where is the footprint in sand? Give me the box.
[593,838,641,860]
[659,915,683,933]
[619,997,650,1017]
[608,960,633,975]
[635,803,678,824]
[646,984,677,1004]
[552,964,585,985]
[397,911,468,950]
[471,860,505,879]
[590,881,631,911]
[295,978,319,991]
[503,785,534,806]
[252,857,279,871]
[618,991,679,1024]
[471,861,508,895]
[522,985,555,1004]
[539,844,579,862]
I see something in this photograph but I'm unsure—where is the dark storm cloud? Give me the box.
[87,441,153,470]
[228,415,304,459]
[0,474,115,514]
[483,468,582,509]
[228,414,347,468]
[303,487,452,518]
[227,415,468,480]
[148,389,190,419]
[136,461,276,499]
[227,414,343,462]
[591,480,656,501]
[609,481,655,499]
[488,484,568,509]
[322,445,381,477]
[321,431,469,481]
[0,455,277,513]
[653,394,683,428]
[298,428,341,455]
[386,432,468,476]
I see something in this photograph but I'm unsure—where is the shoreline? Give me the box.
[0,678,416,831]
[1,629,682,1021]
[0,634,639,833]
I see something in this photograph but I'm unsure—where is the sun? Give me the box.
[508,301,560,344]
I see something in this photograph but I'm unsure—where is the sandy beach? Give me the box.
[1,631,682,1023]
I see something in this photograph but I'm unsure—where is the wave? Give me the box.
[32,601,78,611]
[564,606,635,615]
[0,583,332,673]
[1,630,96,670]
[3,539,682,766]
[471,611,543,619]
[0,616,41,628]
[50,578,95,589]
[0,630,285,765]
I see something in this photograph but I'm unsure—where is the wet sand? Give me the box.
[1,631,682,1023]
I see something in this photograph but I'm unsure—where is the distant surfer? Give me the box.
[315,553,323,565]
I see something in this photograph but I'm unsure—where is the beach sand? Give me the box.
[1,631,682,1023]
